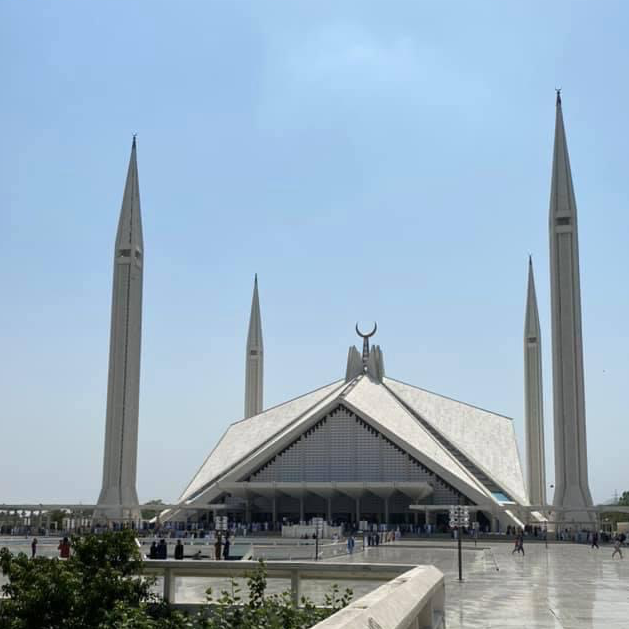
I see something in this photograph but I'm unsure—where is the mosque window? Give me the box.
[556,217,571,226]
[118,249,131,257]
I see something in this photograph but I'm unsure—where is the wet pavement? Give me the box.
[336,541,629,628]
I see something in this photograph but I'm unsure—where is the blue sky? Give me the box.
[1,1,627,505]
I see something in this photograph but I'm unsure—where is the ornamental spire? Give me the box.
[524,257,546,506]
[244,275,264,418]
[548,92,594,522]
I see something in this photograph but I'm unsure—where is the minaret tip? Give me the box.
[132,134,137,149]
[555,88,561,105]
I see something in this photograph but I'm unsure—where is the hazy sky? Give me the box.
[1,1,627,506]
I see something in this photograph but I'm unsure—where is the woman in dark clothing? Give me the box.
[223,533,230,560]
[174,540,184,560]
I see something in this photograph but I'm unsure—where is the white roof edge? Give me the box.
[178,379,348,503]
[383,376,514,421]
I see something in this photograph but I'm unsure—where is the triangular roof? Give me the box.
[383,377,527,503]
[177,373,527,508]
[341,376,487,495]
[179,379,346,502]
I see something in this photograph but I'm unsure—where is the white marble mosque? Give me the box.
[95,94,596,530]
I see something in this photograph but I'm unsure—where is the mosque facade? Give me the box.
[95,93,596,529]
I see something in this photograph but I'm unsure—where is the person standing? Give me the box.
[31,538,38,558]
[223,532,231,560]
[58,537,71,559]
[612,537,623,559]
[214,533,222,560]
[174,539,184,560]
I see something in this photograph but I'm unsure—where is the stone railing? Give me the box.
[144,559,418,606]
[311,565,445,629]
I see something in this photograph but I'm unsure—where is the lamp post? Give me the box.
[313,517,324,560]
[449,505,470,581]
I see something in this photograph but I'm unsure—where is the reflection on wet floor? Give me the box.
[333,541,629,629]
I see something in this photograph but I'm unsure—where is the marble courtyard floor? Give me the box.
[336,540,629,628]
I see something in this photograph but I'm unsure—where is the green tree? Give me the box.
[0,529,187,629]
[0,533,350,629]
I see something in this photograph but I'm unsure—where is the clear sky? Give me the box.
[1,1,627,506]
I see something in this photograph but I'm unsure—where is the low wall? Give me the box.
[144,560,445,628]
[282,524,344,539]
[144,559,418,605]
[311,565,445,629]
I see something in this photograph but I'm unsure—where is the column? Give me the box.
[384,498,389,525]
[327,498,332,523]
[355,498,360,524]
[299,496,304,523]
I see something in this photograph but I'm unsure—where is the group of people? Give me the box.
[148,532,232,560]
[148,539,168,559]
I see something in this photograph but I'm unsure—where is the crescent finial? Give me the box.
[356,322,377,338]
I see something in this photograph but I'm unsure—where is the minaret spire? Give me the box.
[524,257,546,506]
[548,93,594,524]
[95,138,144,522]
[244,274,264,418]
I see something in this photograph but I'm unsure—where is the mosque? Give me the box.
[94,93,595,530]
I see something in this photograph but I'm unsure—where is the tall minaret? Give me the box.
[244,275,263,418]
[548,92,593,523]
[524,257,546,506]
[95,137,143,521]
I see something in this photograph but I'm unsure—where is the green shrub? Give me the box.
[0,532,351,629]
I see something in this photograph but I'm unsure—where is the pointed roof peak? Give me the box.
[247,275,263,350]
[115,137,143,250]
[132,133,137,148]
[549,86,577,220]
[555,88,562,106]
[525,259,540,339]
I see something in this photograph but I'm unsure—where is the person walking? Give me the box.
[591,531,599,549]
[512,534,525,556]
[612,537,623,559]
[214,533,222,560]
[512,535,519,554]
[31,538,37,558]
